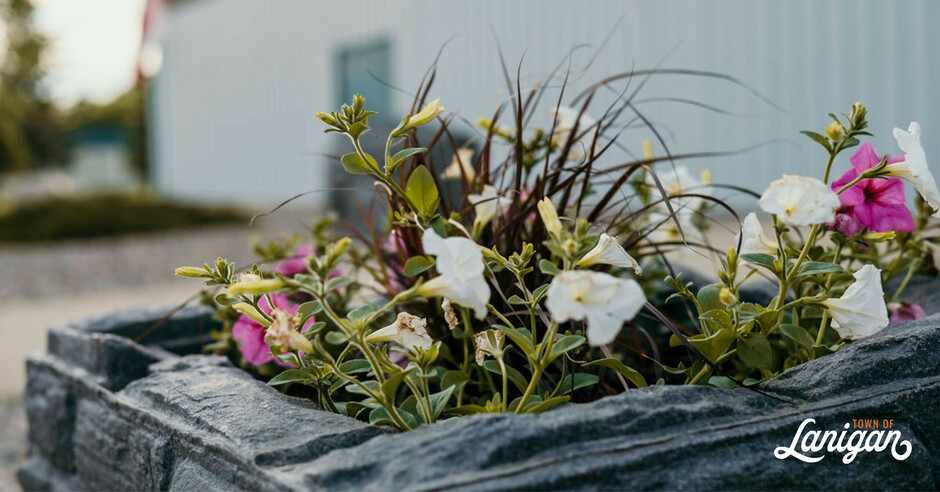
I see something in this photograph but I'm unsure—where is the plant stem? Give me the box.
[497,357,509,412]
[892,259,920,302]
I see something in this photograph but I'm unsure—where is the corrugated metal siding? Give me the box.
[151,0,940,207]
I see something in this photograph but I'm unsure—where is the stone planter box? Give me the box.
[18,283,940,490]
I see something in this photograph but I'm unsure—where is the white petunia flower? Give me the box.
[646,165,709,212]
[441,148,475,181]
[735,212,779,256]
[886,122,940,216]
[576,233,642,275]
[467,185,512,228]
[365,312,433,352]
[551,106,599,161]
[822,264,889,340]
[417,229,491,319]
[758,174,841,226]
[545,270,646,346]
[646,210,703,245]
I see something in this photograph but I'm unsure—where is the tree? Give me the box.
[0,0,67,174]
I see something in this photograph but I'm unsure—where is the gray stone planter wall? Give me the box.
[18,299,940,490]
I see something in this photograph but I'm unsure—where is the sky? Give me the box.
[31,0,147,107]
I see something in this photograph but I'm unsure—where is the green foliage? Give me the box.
[0,192,246,242]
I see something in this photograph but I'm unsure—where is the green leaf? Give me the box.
[799,130,832,151]
[266,369,309,386]
[389,147,428,172]
[325,276,355,292]
[402,256,435,276]
[696,285,724,312]
[368,407,396,426]
[345,380,380,397]
[522,395,570,413]
[343,401,368,419]
[707,376,737,389]
[547,335,586,362]
[301,321,326,336]
[779,323,815,350]
[482,360,528,392]
[296,301,323,320]
[687,329,736,363]
[440,370,469,390]
[506,295,528,305]
[444,404,488,416]
[737,332,774,370]
[740,253,777,271]
[341,152,378,175]
[557,373,599,394]
[405,165,439,216]
[585,358,648,388]
[538,259,562,275]
[428,385,456,419]
[495,324,534,355]
[324,330,348,345]
[381,369,412,399]
[339,359,372,374]
[699,309,733,331]
[532,284,550,301]
[347,303,375,320]
[796,261,842,276]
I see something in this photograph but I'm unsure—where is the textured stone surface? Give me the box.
[19,279,940,491]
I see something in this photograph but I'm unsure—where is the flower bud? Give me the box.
[227,278,284,296]
[826,121,845,141]
[719,287,737,306]
[537,197,563,238]
[174,266,208,278]
[860,231,896,242]
[700,169,712,185]
[642,140,653,160]
[331,237,352,258]
[232,302,269,325]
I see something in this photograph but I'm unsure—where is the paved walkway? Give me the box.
[0,209,315,489]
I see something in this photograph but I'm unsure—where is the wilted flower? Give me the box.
[831,143,914,233]
[537,197,563,238]
[759,174,841,226]
[365,312,432,352]
[551,106,598,161]
[885,122,940,216]
[735,212,779,256]
[545,270,646,346]
[264,308,313,354]
[822,264,889,340]
[417,229,490,319]
[441,148,475,181]
[232,294,314,366]
[888,302,926,325]
[473,330,504,365]
[274,244,315,276]
[468,185,512,228]
[576,233,642,275]
[442,298,459,330]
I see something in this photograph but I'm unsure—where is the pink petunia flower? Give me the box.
[888,302,926,324]
[232,293,313,366]
[831,210,864,237]
[274,244,316,276]
[830,143,914,233]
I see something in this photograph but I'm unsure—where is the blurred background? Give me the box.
[1,0,938,486]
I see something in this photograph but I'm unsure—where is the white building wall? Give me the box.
[151,0,940,207]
